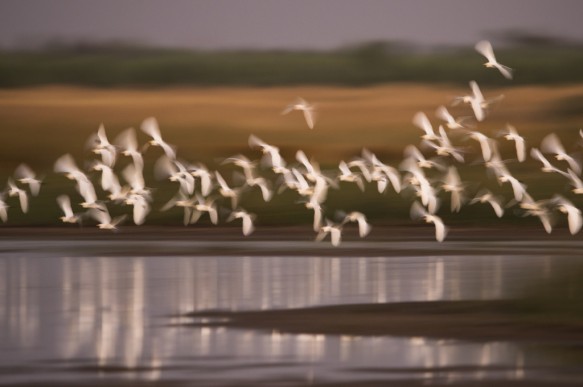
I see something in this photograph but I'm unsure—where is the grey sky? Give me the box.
[0,0,581,50]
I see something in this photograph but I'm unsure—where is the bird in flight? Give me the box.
[475,40,513,80]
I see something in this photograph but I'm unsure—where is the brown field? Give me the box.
[0,83,582,171]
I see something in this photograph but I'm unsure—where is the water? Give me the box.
[0,239,582,385]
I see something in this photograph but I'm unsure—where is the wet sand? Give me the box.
[185,300,583,343]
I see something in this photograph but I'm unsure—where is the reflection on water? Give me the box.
[0,249,577,385]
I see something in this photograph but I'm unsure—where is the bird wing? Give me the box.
[57,195,74,218]
[475,40,496,63]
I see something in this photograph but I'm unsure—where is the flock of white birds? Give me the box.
[1,40,582,245]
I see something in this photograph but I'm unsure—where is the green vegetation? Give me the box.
[1,40,583,87]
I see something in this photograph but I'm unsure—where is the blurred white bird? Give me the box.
[338,160,365,191]
[227,209,256,236]
[475,40,513,80]
[342,211,371,237]
[56,195,80,224]
[282,98,316,129]
[362,149,401,193]
[190,195,219,225]
[125,193,150,225]
[189,163,213,197]
[463,130,495,162]
[14,163,42,196]
[567,168,583,195]
[115,127,144,171]
[551,195,582,235]
[531,148,569,178]
[141,117,176,160]
[453,81,503,122]
[496,171,527,202]
[402,145,445,171]
[519,193,553,234]
[410,201,447,242]
[540,133,581,175]
[441,166,465,213]
[88,207,126,231]
[249,134,285,172]
[89,124,117,167]
[498,125,526,162]
[435,106,471,130]
[470,190,504,218]
[424,126,465,163]
[215,171,241,208]
[0,195,8,223]
[223,154,257,181]
[315,220,343,247]
[413,111,439,141]
[7,179,28,213]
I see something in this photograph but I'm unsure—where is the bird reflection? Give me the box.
[0,254,565,384]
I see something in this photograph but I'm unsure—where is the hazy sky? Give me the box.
[0,0,581,50]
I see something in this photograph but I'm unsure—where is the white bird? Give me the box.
[282,98,316,129]
[54,154,91,186]
[304,195,323,232]
[122,163,150,198]
[551,195,582,235]
[540,133,581,175]
[435,106,471,130]
[0,195,8,223]
[125,193,150,225]
[190,195,219,225]
[464,130,495,162]
[295,150,320,182]
[401,160,440,214]
[475,40,513,80]
[530,148,569,178]
[498,125,526,162]
[410,201,447,242]
[189,163,213,197]
[315,220,343,247]
[362,149,401,193]
[114,127,144,171]
[470,190,504,218]
[454,81,503,122]
[141,117,176,160]
[14,164,42,196]
[338,160,365,191]
[246,176,273,202]
[413,111,439,141]
[89,124,117,167]
[248,134,285,172]
[91,161,120,193]
[88,207,126,231]
[441,166,465,213]
[424,126,465,163]
[567,168,583,195]
[223,154,257,181]
[7,179,28,213]
[215,171,241,208]
[402,145,445,171]
[342,211,371,238]
[519,193,553,234]
[160,190,196,226]
[496,171,527,202]
[56,195,80,224]
[227,209,256,236]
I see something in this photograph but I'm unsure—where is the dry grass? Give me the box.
[1,83,582,171]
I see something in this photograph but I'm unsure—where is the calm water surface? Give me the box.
[0,240,582,385]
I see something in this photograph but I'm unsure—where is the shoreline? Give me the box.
[185,300,583,343]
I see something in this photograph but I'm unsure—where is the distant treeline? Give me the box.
[1,38,583,87]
